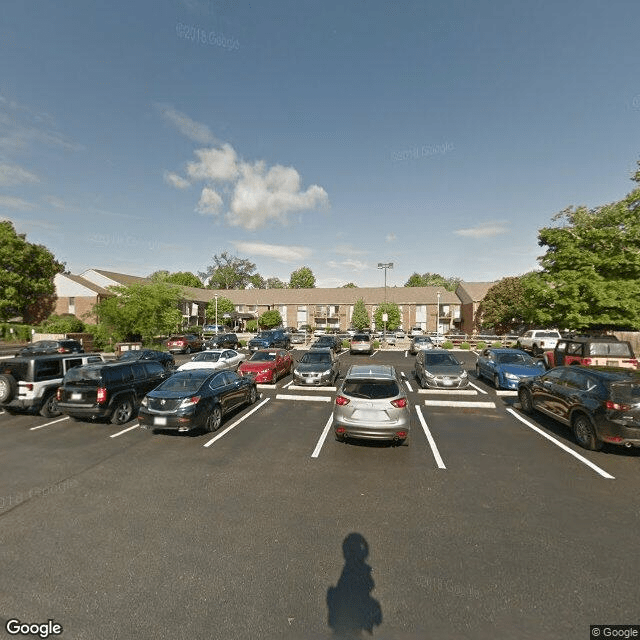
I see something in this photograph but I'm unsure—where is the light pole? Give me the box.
[377,262,393,344]
[436,291,441,336]
[214,294,219,329]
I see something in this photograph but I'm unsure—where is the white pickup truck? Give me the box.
[516,330,562,356]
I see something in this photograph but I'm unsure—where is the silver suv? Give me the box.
[333,364,410,445]
[0,353,105,417]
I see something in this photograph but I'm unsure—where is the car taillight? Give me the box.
[335,395,350,406]
[25,383,33,391]
[391,397,407,408]
[582,358,592,365]
[179,396,201,408]
[56,387,62,401]
[57,347,66,353]
[604,400,631,411]
[97,387,108,404]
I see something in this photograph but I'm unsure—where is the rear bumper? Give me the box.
[332,416,410,441]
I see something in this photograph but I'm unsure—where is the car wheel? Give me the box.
[572,413,603,451]
[39,393,61,418]
[248,386,258,405]
[532,344,541,357]
[185,346,191,354]
[518,388,534,414]
[475,363,482,379]
[110,397,134,425]
[0,374,17,403]
[493,374,500,389]
[206,405,222,432]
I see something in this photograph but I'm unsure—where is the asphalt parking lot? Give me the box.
[1,348,638,639]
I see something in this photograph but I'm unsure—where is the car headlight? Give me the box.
[260,368,271,374]
[460,371,468,378]
[424,370,435,378]
[141,396,148,407]
[505,372,518,380]
[293,369,300,376]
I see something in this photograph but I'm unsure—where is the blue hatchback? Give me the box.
[475,348,545,389]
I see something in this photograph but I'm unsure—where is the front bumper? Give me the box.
[422,376,469,389]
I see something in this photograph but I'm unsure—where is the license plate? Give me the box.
[443,379,454,386]
[606,360,617,366]
[71,393,82,400]
[154,417,167,426]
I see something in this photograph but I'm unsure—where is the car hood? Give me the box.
[295,362,332,373]
[240,361,276,371]
[497,363,544,376]
[177,361,222,371]
[425,365,464,376]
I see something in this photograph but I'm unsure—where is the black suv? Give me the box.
[518,366,640,450]
[205,333,240,350]
[247,330,291,352]
[18,339,84,357]
[117,349,176,371]
[56,360,170,425]
[0,353,105,417]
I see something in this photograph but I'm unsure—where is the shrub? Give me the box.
[245,320,258,333]
[492,341,502,348]
[0,323,32,342]
[39,313,85,334]
[459,341,471,350]
[475,341,486,350]
[442,340,454,349]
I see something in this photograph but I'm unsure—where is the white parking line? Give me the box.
[418,389,478,395]
[468,381,488,394]
[415,406,446,469]
[288,385,337,391]
[424,400,496,408]
[311,412,334,458]
[203,397,270,448]
[506,408,615,479]
[496,390,518,396]
[110,423,139,438]
[275,394,332,402]
[404,380,413,392]
[30,416,69,431]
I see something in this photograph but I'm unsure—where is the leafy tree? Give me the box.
[373,302,401,331]
[265,277,287,289]
[258,309,283,328]
[39,313,85,334]
[405,272,461,291]
[532,165,640,329]
[475,275,538,333]
[289,266,316,288]
[167,272,204,288]
[351,298,370,330]
[199,252,260,289]
[0,221,65,322]
[342,282,357,288]
[206,296,235,324]
[93,282,183,343]
[149,270,171,282]
[245,319,258,332]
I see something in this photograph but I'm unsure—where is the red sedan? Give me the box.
[238,349,293,384]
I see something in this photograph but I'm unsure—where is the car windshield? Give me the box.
[609,381,640,404]
[343,379,399,399]
[255,332,274,339]
[158,372,207,393]
[249,352,276,362]
[193,352,220,362]
[118,351,142,360]
[497,353,534,365]
[301,353,331,364]
[415,337,433,343]
[352,334,370,341]
[425,354,458,366]
[588,342,634,357]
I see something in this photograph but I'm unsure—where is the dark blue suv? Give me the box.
[248,330,291,352]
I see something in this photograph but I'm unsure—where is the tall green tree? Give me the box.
[475,275,537,333]
[342,282,358,288]
[289,266,316,289]
[206,296,235,324]
[373,302,401,331]
[532,165,640,329]
[0,221,65,322]
[93,282,183,343]
[351,298,370,330]
[265,277,287,289]
[258,309,283,328]
[150,270,204,288]
[405,272,461,291]
[199,252,260,289]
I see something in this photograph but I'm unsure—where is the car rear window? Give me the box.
[588,342,634,357]
[160,372,207,393]
[343,379,399,399]
[34,359,64,379]
[64,365,103,384]
[1,361,30,381]
[352,334,370,341]
[609,381,640,404]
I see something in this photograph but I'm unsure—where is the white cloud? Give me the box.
[0,195,36,211]
[231,240,312,263]
[44,195,69,209]
[196,187,223,215]
[158,105,218,145]
[0,163,40,186]
[454,221,509,238]
[163,171,190,189]
[228,161,329,230]
[186,144,239,182]
[385,233,396,242]
[333,244,369,257]
[327,259,369,271]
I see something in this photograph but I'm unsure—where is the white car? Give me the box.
[177,349,246,372]
[516,330,562,356]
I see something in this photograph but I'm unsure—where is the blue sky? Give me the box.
[1,0,639,287]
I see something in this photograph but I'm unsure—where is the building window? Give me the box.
[68,297,75,314]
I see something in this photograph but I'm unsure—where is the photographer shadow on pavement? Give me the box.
[327,533,383,638]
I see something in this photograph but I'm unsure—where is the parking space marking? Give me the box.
[415,406,446,469]
[110,423,140,438]
[424,400,496,408]
[418,389,478,395]
[30,416,70,431]
[288,385,337,392]
[506,408,615,479]
[496,390,518,396]
[468,381,488,394]
[203,397,270,448]
[311,412,334,458]
[275,394,332,402]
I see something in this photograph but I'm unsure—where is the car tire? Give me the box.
[0,374,17,403]
[39,393,61,418]
[492,373,501,389]
[185,346,191,354]
[475,363,482,379]
[206,405,222,432]
[248,386,258,405]
[518,388,534,414]
[532,344,541,357]
[572,413,603,451]
[110,397,134,425]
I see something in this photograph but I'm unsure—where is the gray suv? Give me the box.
[0,353,105,417]
[333,365,410,445]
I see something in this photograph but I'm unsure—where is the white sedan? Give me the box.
[177,349,246,372]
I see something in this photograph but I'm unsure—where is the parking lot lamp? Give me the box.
[437,291,441,335]
[214,294,218,328]
[377,262,394,344]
